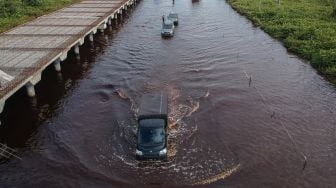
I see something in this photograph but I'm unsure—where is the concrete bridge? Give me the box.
[0,0,139,113]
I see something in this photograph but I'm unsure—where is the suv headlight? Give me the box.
[159,148,167,156]
[136,149,143,156]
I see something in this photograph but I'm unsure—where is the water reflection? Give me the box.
[0,0,336,187]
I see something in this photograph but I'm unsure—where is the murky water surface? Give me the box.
[1,0,336,187]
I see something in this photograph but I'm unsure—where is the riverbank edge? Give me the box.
[226,0,336,85]
[0,0,82,34]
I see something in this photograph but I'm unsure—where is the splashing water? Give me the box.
[115,89,129,99]
[109,85,238,185]
[192,164,241,185]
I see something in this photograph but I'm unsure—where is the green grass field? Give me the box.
[0,0,81,33]
[227,0,336,77]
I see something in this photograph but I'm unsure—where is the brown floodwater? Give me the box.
[1,0,336,187]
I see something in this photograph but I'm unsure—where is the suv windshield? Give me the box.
[138,119,165,147]
[139,127,165,146]
[168,14,178,19]
[163,24,173,30]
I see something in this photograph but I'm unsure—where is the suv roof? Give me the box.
[138,92,168,120]
[168,13,178,17]
[139,119,165,128]
[163,20,173,25]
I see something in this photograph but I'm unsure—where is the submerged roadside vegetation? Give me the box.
[0,0,80,33]
[227,0,336,77]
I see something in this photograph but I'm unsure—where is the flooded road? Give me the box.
[1,0,336,187]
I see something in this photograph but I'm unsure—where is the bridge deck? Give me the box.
[0,0,135,112]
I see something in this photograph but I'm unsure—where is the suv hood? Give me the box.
[162,29,173,33]
[138,143,165,152]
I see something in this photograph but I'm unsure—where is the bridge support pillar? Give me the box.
[0,99,5,114]
[60,51,67,61]
[54,59,61,72]
[74,44,80,55]
[25,73,41,97]
[98,23,107,33]
[89,33,94,42]
[26,83,36,97]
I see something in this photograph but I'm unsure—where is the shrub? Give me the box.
[312,49,336,74]
[333,0,336,16]
[0,0,18,17]
[21,0,43,6]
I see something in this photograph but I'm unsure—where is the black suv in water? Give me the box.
[136,93,168,160]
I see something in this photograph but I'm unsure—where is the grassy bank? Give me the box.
[227,0,336,76]
[0,0,81,33]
